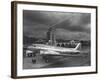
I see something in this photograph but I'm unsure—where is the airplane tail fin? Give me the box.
[74,43,81,50]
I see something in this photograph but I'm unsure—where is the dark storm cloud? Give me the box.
[55,29,90,40]
[23,11,49,25]
[23,10,91,40]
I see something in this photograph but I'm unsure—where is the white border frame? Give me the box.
[16,3,97,77]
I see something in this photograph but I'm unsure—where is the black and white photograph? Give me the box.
[23,10,91,69]
[11,1,97,78]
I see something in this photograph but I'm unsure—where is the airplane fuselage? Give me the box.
[27,44,80,54]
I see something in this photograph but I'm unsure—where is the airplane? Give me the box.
[26,43,81,63]
[27,43,81,56]
[40,43,81,56]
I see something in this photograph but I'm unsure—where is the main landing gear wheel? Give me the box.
[32,59,36,64]
[45,59,49,63]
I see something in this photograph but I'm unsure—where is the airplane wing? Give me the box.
[40,50,80,56]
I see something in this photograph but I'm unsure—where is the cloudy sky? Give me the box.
[23,10,91,40]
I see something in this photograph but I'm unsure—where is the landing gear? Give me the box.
[32,59,36,64]
[45,59,49,63]
[76,52,80,54]
[32,53,36,64]
[42,56,49,63]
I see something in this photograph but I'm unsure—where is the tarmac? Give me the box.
[23,48,90,69]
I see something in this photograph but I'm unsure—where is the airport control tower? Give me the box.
[46,18,68,46]
[47,27,56,46]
